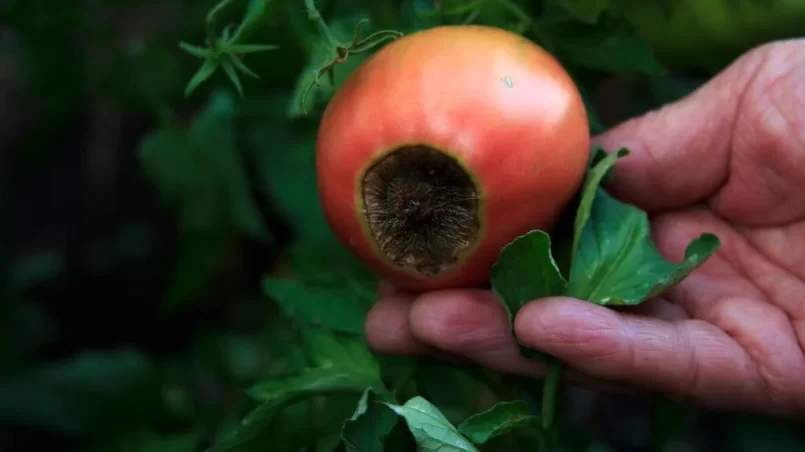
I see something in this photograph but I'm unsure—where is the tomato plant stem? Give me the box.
[305,0,342,49]
[542,359,562,429]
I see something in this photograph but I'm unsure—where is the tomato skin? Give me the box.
[316,25,590,291]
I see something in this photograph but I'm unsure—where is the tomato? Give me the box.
[315,25,590,291]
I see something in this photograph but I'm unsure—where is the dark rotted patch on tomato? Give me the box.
[361,145,480,276]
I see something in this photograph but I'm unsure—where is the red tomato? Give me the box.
[316,25,590,291]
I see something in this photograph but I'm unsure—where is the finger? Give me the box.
[407,289,545,378]
[592,44,767,212]
[364,292,429,355]
[365,291,486,367]
[403,290,665,394]
[513,297,770,411]
[612,296,690,322]
[649,211,805,412]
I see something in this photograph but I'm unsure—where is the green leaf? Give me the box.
[567,188,720,305]
[457,400,542,445]
[178,41,210,59]
[285,239,378,285]
[207,395,288,451]
[187,90,271,243]
[547,0,610,24]
[163,229,225,310]
[490,230,568,362]
[139,91,272,310]
[341,388,400,452]
[140,92,269,241]
[540,5,665,76]
[249,329,384,403]
[378,355,419,393]
[560,32,667,75]
[304,328,383,379]
[138,127,225,310]
[571,147,629,268]
[228,43,280,53]
[384,396,479,452]
[246,110,379,280]
[138,128,220,230]
[219,58,244,96]
[227,53,260,79]
[214,390,363,452]
[567,144,720,307]
[184,58,219,98]
[587,147,616,184]
[248,366,369,405]
[265,401,315,451]
[258,316,310,377]
[210,389,361,452]
[414,363,500,425]
[490,230,567,324]
[0,348,164,436]
[232,0,277,43]
[214,330,384,452]
[245,117,331,242]
[262,276,373,335]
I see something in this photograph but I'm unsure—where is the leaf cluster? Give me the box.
[180,0,281,97]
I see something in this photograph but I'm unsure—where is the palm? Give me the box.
[642,205,805,414]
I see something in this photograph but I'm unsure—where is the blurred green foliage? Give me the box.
[1,0,804,451]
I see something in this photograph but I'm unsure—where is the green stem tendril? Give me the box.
[298,0,403,114]
[542,359,563,429]
[305,0,341,49]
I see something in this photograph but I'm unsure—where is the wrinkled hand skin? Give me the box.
[364,39,805,420]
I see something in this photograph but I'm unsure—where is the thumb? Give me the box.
[591,47,764,213]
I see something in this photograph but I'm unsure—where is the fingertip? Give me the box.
[408,289,545,377]
[408,289,507,350]
[364,292,425,355]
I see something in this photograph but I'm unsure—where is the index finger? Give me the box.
[513,297,768,412]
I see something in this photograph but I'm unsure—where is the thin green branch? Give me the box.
[542,359,563,429]
[304,0,341,49]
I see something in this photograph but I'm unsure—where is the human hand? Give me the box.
[364,39,805,419]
